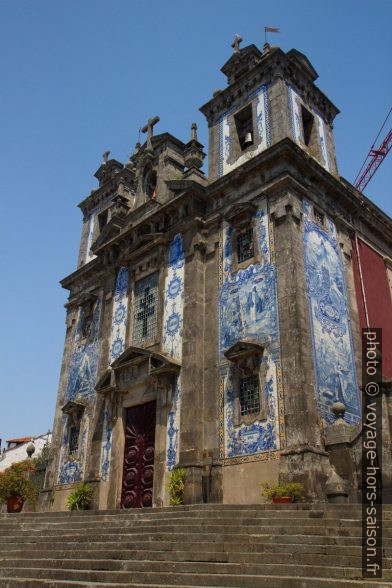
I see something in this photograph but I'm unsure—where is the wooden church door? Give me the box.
[121,400,156,508]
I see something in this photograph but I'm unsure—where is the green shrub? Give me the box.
[66,482,93,511]
[168,467,186,506]
[261,481,305,502]
[0,460,39,506]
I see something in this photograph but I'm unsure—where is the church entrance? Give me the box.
[121,400,156,508]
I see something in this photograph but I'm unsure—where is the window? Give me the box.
[235,104,253,151]
[239,374,260,416]
[133,273,159,344]
[313,208,325,226]
[69,425,80,453]
[236,227,254,264]
[98,209,109,232]
[301,105,314,146]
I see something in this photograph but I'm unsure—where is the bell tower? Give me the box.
[200,38,339,181]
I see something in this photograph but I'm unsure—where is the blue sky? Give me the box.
[0,0,391,446]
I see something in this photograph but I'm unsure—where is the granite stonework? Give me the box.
[44,41,392,511]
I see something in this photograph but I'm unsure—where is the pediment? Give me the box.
[61,398,87,416]
[112,345,181,374]
[91,218,124,253]
[95,369,114,393]
[224,202,257,226]
[224,339,265,363]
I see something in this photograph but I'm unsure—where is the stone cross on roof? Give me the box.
[102,150,110,164]
[141,116,160,150]
[231,34,243,53]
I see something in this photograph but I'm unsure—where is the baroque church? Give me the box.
[43,38,392,511]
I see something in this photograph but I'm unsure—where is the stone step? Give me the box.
[2,541,385,558]
[2,517,386,531]
[0,565,389,584]
[1,550,391,569]
[0,577,389,588]
[1,532,386,548]
[0,523,376,538]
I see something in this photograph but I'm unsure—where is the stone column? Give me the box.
[178,231,205,503]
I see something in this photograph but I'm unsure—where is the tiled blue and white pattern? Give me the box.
[224,355,280,457]
[166,375,181,470]
[85,212,97,264]
[288,85,331,172]
[58,418,88,485]
[66,299,102,401]
[220,199,282,458]
[315,113,331,172]
[163,235,184,470]
[109,267,129,364]
[219,85,270,177]
[100,400,112,481]
[58,298,101,485]
[303,200,360,424]
[162,235,185,360]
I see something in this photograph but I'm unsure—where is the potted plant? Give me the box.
[0,460,39,513]
[66,482,93,511]
[261,481,305,504]
[168,467,187,506]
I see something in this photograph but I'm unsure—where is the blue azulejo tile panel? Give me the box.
[66,298,102,401]
[224,353,280,457]
[162,234,185,361]
[58,416,88,485]
[219,85,270,177]
[166,375,181,471]
[219,198,283,459]
[303,200,360,424]
[109,267,129,364]
[162,235,184,471]
[288,85,331,172]
[100,399,112,481]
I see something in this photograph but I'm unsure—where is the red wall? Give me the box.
[351,238,392,378]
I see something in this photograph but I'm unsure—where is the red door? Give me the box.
[121,400,156,508]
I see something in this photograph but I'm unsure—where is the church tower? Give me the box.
[43,37,392,511]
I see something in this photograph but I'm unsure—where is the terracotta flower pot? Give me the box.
[7,496,24,513]
[272,496,292,504]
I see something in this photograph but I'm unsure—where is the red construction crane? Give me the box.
[354,107,392,192]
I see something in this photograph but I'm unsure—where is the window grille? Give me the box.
[239,375,260,416]
[133,273,159,344]
[314,208,325,225]
[237,228,254,264]
[69,426,79,453]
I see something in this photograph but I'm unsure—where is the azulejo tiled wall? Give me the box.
[163,235,185,470]
[288,85,331,172]
[58,298,102,484]
[109,267,129,363]
[219,198,285,463]
[303,200,360,424]
[100,401,112,481]
[219,85,270,177]
[58,417,88,485]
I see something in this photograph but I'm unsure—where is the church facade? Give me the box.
[43,39,392,511]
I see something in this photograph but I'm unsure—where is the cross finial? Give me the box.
[191,122,198,141]
[141,116,160,150]
[231,34,243,53]
[102,150,110,164]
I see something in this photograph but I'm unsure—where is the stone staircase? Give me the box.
[0,503,391,587]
